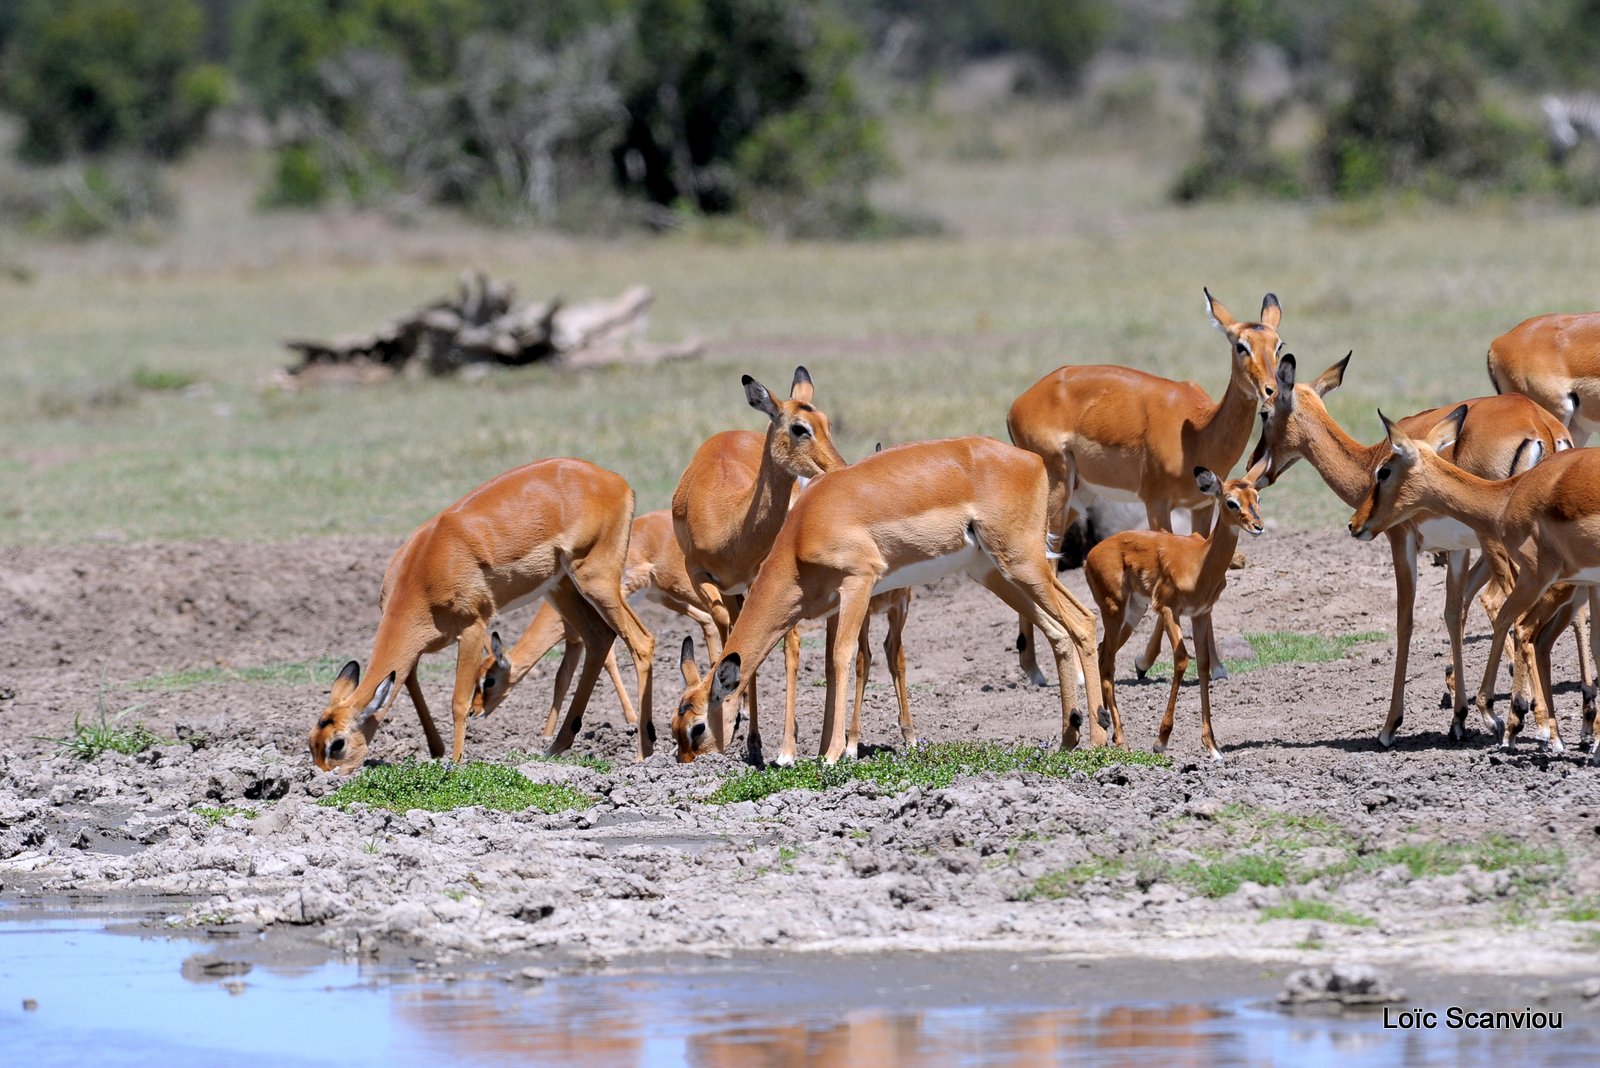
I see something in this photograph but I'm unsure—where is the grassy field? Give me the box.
[2,101,1599,545]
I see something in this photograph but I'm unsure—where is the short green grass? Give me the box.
[1171,853,1290,898]
[1259,898,1375,927]
[705,741,1171,805]
[318,759,593,813]
[1018,857,1127,900]
[41,702,165,760]
[193,804,258,824]
[1152,630,1386,680]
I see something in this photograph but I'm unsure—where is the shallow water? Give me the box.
[0,915,1591,1067]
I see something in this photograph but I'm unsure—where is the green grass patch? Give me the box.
[1018,857,1128,900]
[318,760,593,814]
[193,804,257,825]
[1153,631,1386,680]
[1171,853,1289,898]
[704,742,1171,805]
[41,701,165,761]
[129,366,199,392]
[1351,836,1565,881]
[1260,898,1375,927]
[1563,896,1600,923]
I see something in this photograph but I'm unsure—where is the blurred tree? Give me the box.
[858,0,1107,90]
[0,0,227,161]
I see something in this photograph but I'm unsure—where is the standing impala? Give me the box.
[308,458,656,772]
[1349,412,1600,753]
[1007,289,1282,687]
[672,367,847,764]
[1085,460,1269,764]
[471,509,717,736]
[1487,311,1600,443]
[1251,353,1575,746]
[672,437,1105,764]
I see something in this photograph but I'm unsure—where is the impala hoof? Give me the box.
[1377,730,1395,749]
[1027,670,1048,688]
[1152,741,1167,754]
[1547,736,1566,754]
[1489,715,1506,739]
[1208,749,1225,765]
[1210,663,1230,682]
[773,751,796,768]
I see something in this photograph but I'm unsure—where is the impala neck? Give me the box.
[1194,362,1264,472]
[1198,512,1245,593]
[742,426,799,554]
[359,605,430,712]
[1297,403,1388,508]
[1410,458,1516,533]
[717,555,806,709]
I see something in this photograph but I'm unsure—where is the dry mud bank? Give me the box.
[0,534,1597,979]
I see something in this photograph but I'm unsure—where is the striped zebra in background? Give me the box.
[1543,94,1600,163]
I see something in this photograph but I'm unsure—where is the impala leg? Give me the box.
[542,632,583,743]
[777,626,800,767]
[1380,529,1419,747]
[885,594,915,748]
[1441,550,1469,720]
[1530,598,1570,752]
[543,586,611,756]
[1586,592,1600,752]
[1134,502,1174,678]
[603,644,637,727]
[823,579,873,764]
[1156,608,1187,754]
[976,564,1098,748]
[404,669,446,760]
[850,617,871,759]
[1015,460,1075,687]
[570,565,656,761]
[1195,612,1224,763]
[1476,567,1552,742]
[448,619,489,764]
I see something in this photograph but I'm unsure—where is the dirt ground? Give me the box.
[0,531,1597,980]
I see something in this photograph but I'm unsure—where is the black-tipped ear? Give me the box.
[1277,353,1297,388]
[360,671,396,723]
[712,653,742,700]
[1427,404,1468,452]
[1260,292,1282,329]
[1193,467,1222,497]
[680,635,695,668]
[490,631,505,658]
[337,660,360,686]
[744,375,779,420]
[790,365,814,404]
[1312,351,1351,397]
[1508,437,1546,477]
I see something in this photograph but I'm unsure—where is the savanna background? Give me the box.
[3,0,1599,549]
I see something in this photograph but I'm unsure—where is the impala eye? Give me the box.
[1227,499,1240,510]
[483,677,495,689]
[1376,467,1392,482]
[791,423,812,438]
[1236,342,1249,356]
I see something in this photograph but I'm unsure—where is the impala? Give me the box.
[308,458,655,772]
[672,437,1105,764]
[1250,353,1575,746]
[1487,311,1600,443]
[471,509,717,736]
[1085,460,1269,763]
[672,366,846,764]
[1007,289,1283,688]
[1349,410,1600,752]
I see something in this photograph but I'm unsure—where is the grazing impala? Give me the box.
[1487,311,1600,443]
[1007,289,1283,687]
[471,509,717,736]
[1251,353,1575,746]
[672,437,1105,764]
[1349,410,1600,753]
[1085,459,1269,763]
[672,367,846,763]
[308,458,656,772]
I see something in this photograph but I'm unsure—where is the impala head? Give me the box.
[1195,460,1268,537]
[1205,288,1284,414]
[470,631,513,717]
[1247,351,1352,482]
[308,660,396,773]
[673,636,741,762]
[1348,405,1468,541]
[744,366,846,480]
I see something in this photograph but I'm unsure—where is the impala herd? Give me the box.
[308,291,1600,774]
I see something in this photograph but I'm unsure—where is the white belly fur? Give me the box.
[873,542,986,596]
[497,574,560,616]
[1567,565,1600,585]
[1416,516,1479,553]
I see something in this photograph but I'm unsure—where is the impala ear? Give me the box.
[1259,292,1282,329]
[1379,410,1417,463]
[743,375,780,421]
[1193,466,1222,497]
[1274,354,1297,410]
[1204,287,1237,335]
[332,660,360,701]
[1313,351,1351,397]
[1508,437,1545,477]
[1426,404,1468,453]
[359,671,396,725]
[679,635,700,686]
[490,630,509,671]
[790,365,814,404]
[1244,453,1272,489]
[711,654,742,702]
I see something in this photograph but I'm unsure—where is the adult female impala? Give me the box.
[672,366,847,764]
[1349,412,1600,753]
[470,509,716,735]
[1251,354,1575,746]
[308,458,655,772]
[1086,460,1269,763]
[672,437,1105,764]
[1007,289,1283,687]
[1487,311,1600,443]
